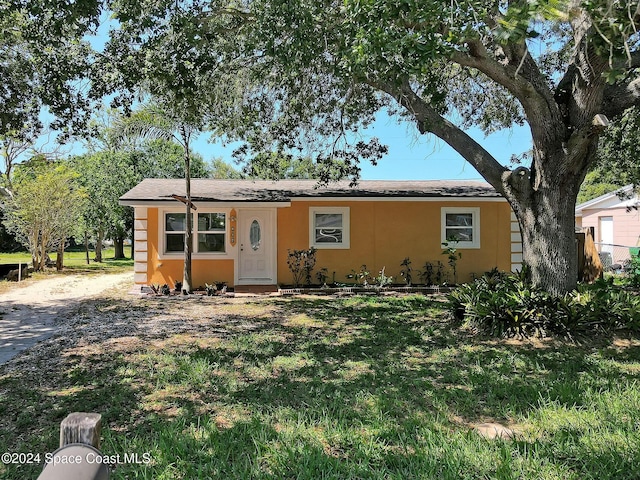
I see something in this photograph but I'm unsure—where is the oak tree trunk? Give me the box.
[114,236,125,259]
[512,186,580,296]
[502,139,589,296]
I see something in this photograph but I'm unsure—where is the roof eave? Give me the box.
[575,185,634,213]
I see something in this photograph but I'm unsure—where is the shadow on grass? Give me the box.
[0,295,163,478]
[2,294,640,478]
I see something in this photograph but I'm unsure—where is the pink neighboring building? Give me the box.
[575,185,640,266]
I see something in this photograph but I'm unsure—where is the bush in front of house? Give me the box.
[450,269,640,338]
[287,247,317,287]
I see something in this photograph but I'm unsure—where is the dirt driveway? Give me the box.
[0,272,133,364]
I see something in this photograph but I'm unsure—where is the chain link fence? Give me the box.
[594,242,640,272]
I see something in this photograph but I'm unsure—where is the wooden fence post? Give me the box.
[37,413,109,480]
[60,412,102,448]
[576,232,585,282]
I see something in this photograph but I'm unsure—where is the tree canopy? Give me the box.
[70,134,209,261]
[0,0,101,139]
[99,0,640,294]
[578,106,640,203]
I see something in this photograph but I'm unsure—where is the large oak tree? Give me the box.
[103,0,640,294]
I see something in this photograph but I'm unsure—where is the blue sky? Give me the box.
[45,15,533,182]
[43,108,531,181]
[193,112,532,180]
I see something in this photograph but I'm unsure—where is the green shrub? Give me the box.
[567,279,640,333]
[449,271,640,338]
[624,255,640,288]
[287,247,317,287]
[400,257,413,286]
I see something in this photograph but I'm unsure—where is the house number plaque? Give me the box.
[230,209,237,246]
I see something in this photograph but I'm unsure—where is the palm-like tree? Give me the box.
[112,103,198,293]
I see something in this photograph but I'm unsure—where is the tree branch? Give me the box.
[602,77,640,118]
[374,78,509,193]
[451,44,562,144]
[554,3,610,131]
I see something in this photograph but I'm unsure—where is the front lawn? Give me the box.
[1,295,639,479]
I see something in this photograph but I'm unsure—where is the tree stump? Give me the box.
[5,266,28,282]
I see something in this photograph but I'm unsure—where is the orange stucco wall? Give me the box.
[276,200,512,285]
[145,208,235,289]
[141,200,512,287]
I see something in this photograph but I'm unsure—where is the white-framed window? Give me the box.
[197,213,226,252]
[165,212,189,253]
[161,210,227,256]
[441,207,480,249]
[309,206,350,249]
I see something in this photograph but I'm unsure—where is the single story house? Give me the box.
[575,185,640,266]
[119,179,523,290]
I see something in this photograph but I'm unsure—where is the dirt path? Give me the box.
[0,272,133,364]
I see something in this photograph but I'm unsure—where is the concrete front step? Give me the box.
[233,284,279,294]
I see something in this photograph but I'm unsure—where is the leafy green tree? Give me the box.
[243,0,640,296]
[103,0,640,294]
[133,139,209,180]
[1,131,33,189]
[98,0,245,292]
[240,152,350,180]
[4,158,86,270]
[71,138,209,261]
[0,1,101,139]
[209,158,243,179]
[0,209,23,252]
[577,106,640,203]
[577,171,625,204]
[70,151,134,262]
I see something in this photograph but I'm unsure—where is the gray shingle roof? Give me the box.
[120,178,501,204]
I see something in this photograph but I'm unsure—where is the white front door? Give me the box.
[238,209,276,284]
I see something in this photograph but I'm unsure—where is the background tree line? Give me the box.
[0,109,332,269]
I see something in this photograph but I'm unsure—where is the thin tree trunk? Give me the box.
[95,228,104,263]
[39,235,47,271]
[30,231,38,271]
[183,132,193,293]
[56,242,64,271]
[84,231,90,265]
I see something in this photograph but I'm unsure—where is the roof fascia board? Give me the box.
[289,196,506,202]
[120,197,505,207]
[119,200,292,208]
[575,185,633,212]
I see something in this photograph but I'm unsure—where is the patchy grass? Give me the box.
[1,295,640,479]
[0,248,133,293]
[0,255,132,296]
